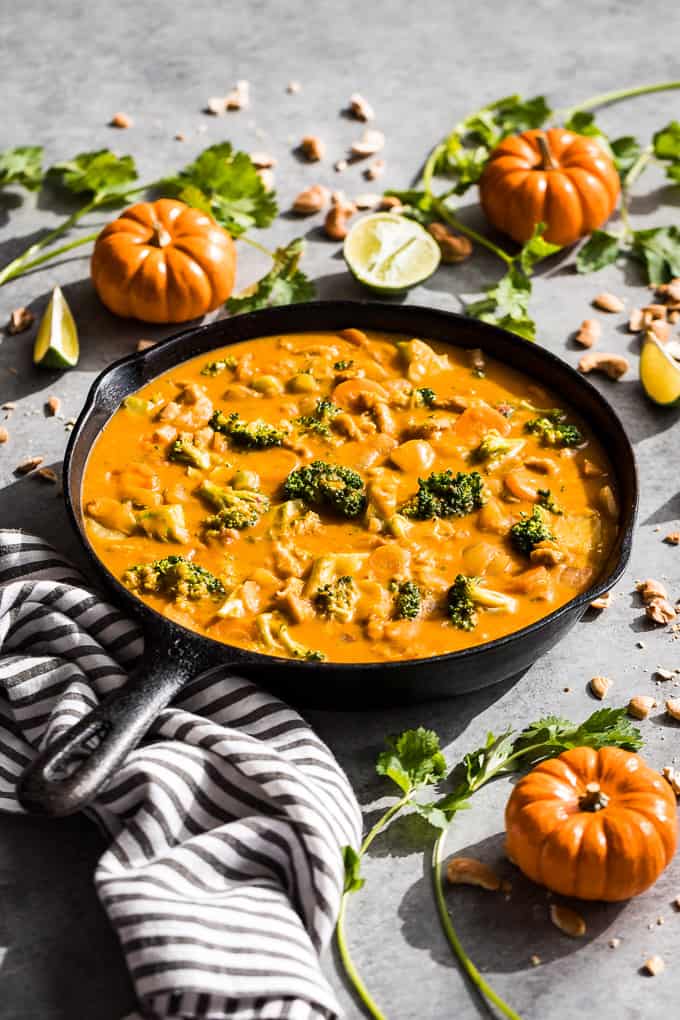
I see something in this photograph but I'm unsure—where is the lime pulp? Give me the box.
[343,213,441,294]
[33,285,80,369]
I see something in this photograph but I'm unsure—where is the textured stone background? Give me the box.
[1,1,680,1017]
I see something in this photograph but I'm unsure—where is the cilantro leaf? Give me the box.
[48,150,138,204]
[384,188,441,226]
[632,226,680,283]
[163,142,277,237]
[342,845,365,893]
[376,727,447,796]
[609,136,643,181]
[0,146,44,191]
[653,121,680,162]
[518,222,561,273]
[576,229,622,273]
[496,95,551,134]
[226,238,315,315]
[511,707,642,765]
[467,264,535,340]
[564,110,604,138]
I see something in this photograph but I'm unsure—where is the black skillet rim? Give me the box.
[63,300,638,673]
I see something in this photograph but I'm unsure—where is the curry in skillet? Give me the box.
[82,329,618,662]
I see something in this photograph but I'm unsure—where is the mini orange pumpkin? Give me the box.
[479,128,620,247]
[91,199,236,323]
[505,747,677,901]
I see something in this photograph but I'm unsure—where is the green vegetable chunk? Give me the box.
[402,469,485,520]
[314,576,360,622]
[447,573,517,631]
[168,437,211,470]
[198,479,269,532]
[123,554,225,601]
[283,460,366,518]
[210,410,286,449]
[393,580,422,620]
[524,409,583,447]
[296,399,340,437]
[509,505,555,555]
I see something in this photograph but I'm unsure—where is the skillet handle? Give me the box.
[17,657,192,817]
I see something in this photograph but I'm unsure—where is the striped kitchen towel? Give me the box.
[0,530,362,1020]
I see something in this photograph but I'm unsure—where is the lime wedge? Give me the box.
[344,213,441,294]
[640,331,680,406]
[33,285,79,369]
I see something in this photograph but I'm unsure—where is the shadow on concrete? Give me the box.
[0,812,134,1020]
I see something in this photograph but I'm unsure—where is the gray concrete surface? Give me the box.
[1,1,680,1017]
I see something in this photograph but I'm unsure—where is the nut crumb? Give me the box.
[226,80,249,110]
[575,319,601,348]
[590,592,613,610]
[550,904,586,937]
[593,291,624,313]
[136,339,156,352]
[637,579,669,603]
[657,915,665,925]
[530,954,541,967]
[427,222,473,263]
[292,184,329,215]
[629,308,644,332]
[349,93,375,122]
[35,467,58,483]
[286,80,302,94]
[175,132,186,142]
[650,320,671,343]
[665,698,680,722]
[2,402,16,411]
[590,675,612,699]
[351,129,385,158]
[46,395,60,416]
[643,955,665,976]
[249,151,276,169]
[0,427,8,444]
[110,112,133,129]
[647,599,677,625]
[7,307,35,334]
[354,193,382,210]
[664,532,680,546]
[300,135,325,162]
[380,194,402,211]
[365,158,385,180]
[578,351,629,380]
[609,937,621,949]
[15,456,44,475]
[446,856,501,891]
[655,668,674,681]
[334,159,348,172]
[628,695,657,719]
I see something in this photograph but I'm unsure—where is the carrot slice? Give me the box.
[454,404,511,444]
[332,377,389,411]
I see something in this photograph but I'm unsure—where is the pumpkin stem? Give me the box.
[149,215,172,248]
[579,781,610,812]
[536,133,559,171]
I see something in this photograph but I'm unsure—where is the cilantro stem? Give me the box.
[559,80,680,121]
[335,795,410,1020]
[432,829,523,1020]
[432,198,514,267]
[238,234,274,258]
[0,231,100,283]
[0,199,96,285]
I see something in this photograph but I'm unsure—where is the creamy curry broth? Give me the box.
[82,329,618,663]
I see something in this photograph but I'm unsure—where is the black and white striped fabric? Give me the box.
[0,530,361,1020]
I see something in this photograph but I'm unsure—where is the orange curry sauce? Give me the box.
[82,329,618,662]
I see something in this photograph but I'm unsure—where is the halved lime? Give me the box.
[33,285,79,369]
[344,213,441,294]
[640,331,680,406]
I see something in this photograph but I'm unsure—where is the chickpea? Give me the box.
[288,373,319,394]
[252,374,284,395]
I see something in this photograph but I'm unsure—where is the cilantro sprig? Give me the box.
[0,146,44,191]
[226,237,315,314]
[336,708,642,1020]
[163,141,277,237]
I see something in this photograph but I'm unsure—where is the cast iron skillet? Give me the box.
[17,302,637,817]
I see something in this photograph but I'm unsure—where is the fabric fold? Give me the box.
[0,530,361,1020]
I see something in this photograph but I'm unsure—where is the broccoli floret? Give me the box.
[198,479,269,533]
[283,460,366,518]
[314,575,360,623]
[472,430,524,465]
[447,573,518,631]
[137,505,189,543]
[296,399,340,437]
[402,470,485,520]
[536,488,563,515]
[210,410,286,449]
[334,359,354,371]
[510,505,556,554]
[200,356,237,376]
[415,387,436,408]
[122,555,225,601]
[168,436,212,470]
[393,580,422,620]
[256,612,325,661]
[525,409,583,448]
